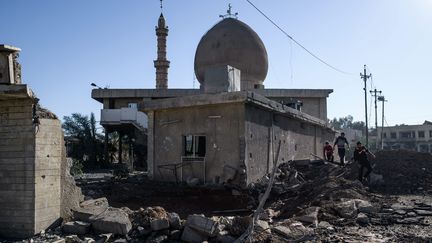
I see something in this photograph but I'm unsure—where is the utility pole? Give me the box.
[378,95,387,150]
[360,65,372,147]
[370,88,382,150]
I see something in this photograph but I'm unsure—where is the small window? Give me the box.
[418,131,425,138]
[383,132,387,138]
[429,130,432,138]
[183,135,206,157]
[400,131,414,138]
[390,132,397,139]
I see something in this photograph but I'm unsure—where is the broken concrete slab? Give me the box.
[334,200,358,218]
[150,218,170,231]
[255,220,271,233]
[185,214,218,237]
[73,198,109,222]
[296,206,320,227]
[90,207,132,235]
[62,221,91,235]
[273,225,292,238]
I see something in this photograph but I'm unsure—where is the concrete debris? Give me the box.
[72,197,109,222]
[334,200,358,218]
[90,207,132,235]
[167,212,181,230]
[296,206,320,227]
[7,150,432,242]
[254,220,271,233]
[150,218,170,231]
[184,214,218,237]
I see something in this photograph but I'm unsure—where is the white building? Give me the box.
[377,121,432,153]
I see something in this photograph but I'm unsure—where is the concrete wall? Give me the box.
[150,103,245,184]
[0,98,35,238]
[0,96,63,238]
[244,105,334,184]
[34,119,62,233]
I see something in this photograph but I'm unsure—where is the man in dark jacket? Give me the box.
[333,132,349,166]
[354,141,375,182]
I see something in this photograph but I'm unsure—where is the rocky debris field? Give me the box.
[2,149,432,243]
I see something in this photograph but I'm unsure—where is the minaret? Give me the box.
[154,0,170,89]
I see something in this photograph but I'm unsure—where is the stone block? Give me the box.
[168,212,181,229]
[150,218,170,231]
[90,207,132,235]
[334,200,358,218]
[272,225,291,238]
[73,198,109,222]
[185,214,218,237]
[255,220,270,233]
[62,221,91,235]
[296,206,319,227]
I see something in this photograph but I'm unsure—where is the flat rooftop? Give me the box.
[91,88,333,102]
[141,91,332,129]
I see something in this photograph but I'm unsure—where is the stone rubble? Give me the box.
[5,150,432,242]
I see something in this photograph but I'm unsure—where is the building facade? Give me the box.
[377,121,432,153]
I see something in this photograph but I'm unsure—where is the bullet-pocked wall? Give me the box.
[244,105,335,184]
[0,87,63,238]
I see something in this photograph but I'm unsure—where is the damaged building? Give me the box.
[91,10,335,186]
[0,45,83,238]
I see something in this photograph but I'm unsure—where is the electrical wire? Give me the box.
[289,39,294,85]
[245,0,353,75]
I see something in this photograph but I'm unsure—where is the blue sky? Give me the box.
[2,0,432,127]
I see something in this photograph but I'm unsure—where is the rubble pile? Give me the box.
[7,154,432,242]
[373,150,432,194]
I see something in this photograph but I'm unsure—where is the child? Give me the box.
[323,141,334,162]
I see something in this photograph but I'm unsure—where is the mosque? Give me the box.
[91,4,335,187]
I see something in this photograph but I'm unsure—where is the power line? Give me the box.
[245,0,353,75]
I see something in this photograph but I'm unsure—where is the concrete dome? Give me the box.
[194,18,268,90]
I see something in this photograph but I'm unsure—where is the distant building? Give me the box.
[377,121,432,153]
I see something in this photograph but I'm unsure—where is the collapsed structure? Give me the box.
[0,45,82,238]
[92,8,335,186]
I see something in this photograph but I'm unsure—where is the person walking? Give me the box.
[323,141,334,162]
[333,132,349,166]
[353,141,375,182]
